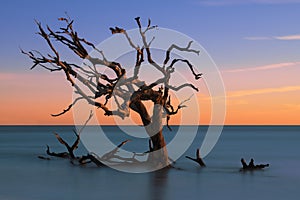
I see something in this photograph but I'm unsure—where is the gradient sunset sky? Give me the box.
[0,0,300,125]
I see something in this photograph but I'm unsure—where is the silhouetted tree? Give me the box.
[23,16,202,168]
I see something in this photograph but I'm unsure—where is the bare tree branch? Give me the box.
[186,148,206,167]
[164,94,194,131]
[135,17,165,75]
[101,139,131,161]
[168,59,203,80]
[76,110,93,135]
[168,83,199,92]
[46,111,93,160]
[163,41,200,66]
[51,97,84,117]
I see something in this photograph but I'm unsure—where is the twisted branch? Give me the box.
[164,41,200,65]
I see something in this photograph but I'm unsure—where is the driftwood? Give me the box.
[43,129,137,167]
[41,110,140,167]
[185,148,206,167]
[48,134,137,167]
[37,155,50,160]
[24,16,203,168]
[240,158,269,171]
[46,145,69,158]
[78,154,104,166]
[43,111,93,159]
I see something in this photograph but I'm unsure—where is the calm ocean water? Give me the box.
[0,126,299,200]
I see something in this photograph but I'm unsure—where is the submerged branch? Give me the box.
[185,149,206,167]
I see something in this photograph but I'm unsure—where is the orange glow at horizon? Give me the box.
[1,61,300,125]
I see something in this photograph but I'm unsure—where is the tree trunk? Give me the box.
[146,104,169,168]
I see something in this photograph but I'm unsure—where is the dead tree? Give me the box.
[23,16,202,168]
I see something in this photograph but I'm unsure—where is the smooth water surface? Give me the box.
[0,126,299,200]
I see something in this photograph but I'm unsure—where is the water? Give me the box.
[0,126,299,200]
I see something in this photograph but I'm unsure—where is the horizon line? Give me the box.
[0,124,299,127]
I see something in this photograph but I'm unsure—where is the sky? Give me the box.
[0,0,300,125]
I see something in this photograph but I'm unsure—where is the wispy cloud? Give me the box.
[274,34,300,40]
[228,85,300,98]
[224,62,300,73]
[199,0,300,6]
[244,34,300,41]
[200,85,300,100]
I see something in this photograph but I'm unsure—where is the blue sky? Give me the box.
[1,0,300,72]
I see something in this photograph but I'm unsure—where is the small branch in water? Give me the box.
[185,148,206,167]
[78,153,105,167]
[240,158,269,171]
[46,145,69,158]
[38,155,50,160]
